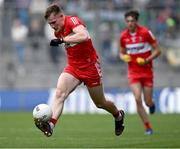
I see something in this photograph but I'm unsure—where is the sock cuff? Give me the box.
[144,121,151,129]
[50,118,57,125]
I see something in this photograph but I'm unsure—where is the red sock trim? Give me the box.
[50,118,57,125]
[145,122,151,129]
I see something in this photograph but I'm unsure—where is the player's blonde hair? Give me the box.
[44,4,63,20]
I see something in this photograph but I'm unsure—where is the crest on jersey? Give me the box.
[131,37,136,43]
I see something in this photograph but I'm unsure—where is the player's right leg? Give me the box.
[35,72,81,137]
[34,118,53,137]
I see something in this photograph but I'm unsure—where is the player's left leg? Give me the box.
[87,85,125,136]
[35,72,81,137]
[130,83,153,135]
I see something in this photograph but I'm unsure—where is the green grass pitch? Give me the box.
[0,112,180,148]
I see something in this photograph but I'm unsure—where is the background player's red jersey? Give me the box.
[120,25,157,78]
[54,16,98,68]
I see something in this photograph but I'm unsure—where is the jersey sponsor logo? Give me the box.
[126,42,152,54]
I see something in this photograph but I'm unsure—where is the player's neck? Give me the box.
[129,27,137,34]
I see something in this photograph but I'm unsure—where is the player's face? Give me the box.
[125,16,137,32]
[48,12,64,32]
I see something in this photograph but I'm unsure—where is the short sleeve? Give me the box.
[67,16,85,30]
[146,30,157,44]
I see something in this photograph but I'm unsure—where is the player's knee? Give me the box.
[55,89,67,102]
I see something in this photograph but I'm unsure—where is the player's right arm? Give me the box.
[63,16,90,44]
[63,25,89,44]
[119,32,131,63]
[119,47,131,63]
[119,34,131,63]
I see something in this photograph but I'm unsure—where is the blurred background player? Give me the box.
[34,4,125,137]
[119,10,161,135]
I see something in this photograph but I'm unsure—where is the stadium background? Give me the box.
[0,0,180,148]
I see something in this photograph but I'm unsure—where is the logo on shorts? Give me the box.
[92,82,98,85]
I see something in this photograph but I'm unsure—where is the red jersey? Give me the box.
[120,25,157,78]
[54,16,98,68]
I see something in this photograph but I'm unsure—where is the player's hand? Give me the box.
[136,57,148,65]
[50,38,64,46]
[121,54,131,63]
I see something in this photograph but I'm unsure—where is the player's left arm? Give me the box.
[145,30,161,63]
[146,42,161,62]
[63,25,90,43]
